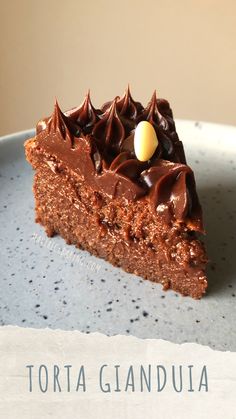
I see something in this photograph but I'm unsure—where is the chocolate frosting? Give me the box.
[65,90,101,134]
[92,98,125,153]
[116,85,144,119]
[35,88,203,232]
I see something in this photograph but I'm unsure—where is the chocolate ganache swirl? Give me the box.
[35,88,203,232]
[65,90,101,134]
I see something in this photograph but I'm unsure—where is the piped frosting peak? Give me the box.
[92,98,125,152]
[47,101,80,146]
[138,91,168,130]
[66,90,100,134]
[116,85,143,120]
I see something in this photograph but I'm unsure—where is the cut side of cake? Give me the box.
[25,87,208,298]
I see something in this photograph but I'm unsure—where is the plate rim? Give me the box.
[0,128,35,144]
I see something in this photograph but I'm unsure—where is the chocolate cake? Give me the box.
[25,87,208,298]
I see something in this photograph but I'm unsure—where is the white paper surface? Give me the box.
[0,326,235,419]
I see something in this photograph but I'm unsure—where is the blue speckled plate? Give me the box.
[0,121,236,351]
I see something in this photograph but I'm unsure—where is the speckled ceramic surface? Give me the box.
[0,121,236,351]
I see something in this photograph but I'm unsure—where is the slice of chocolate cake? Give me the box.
[25,87,208,298]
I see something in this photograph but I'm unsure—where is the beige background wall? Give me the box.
[0,0,236,136]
